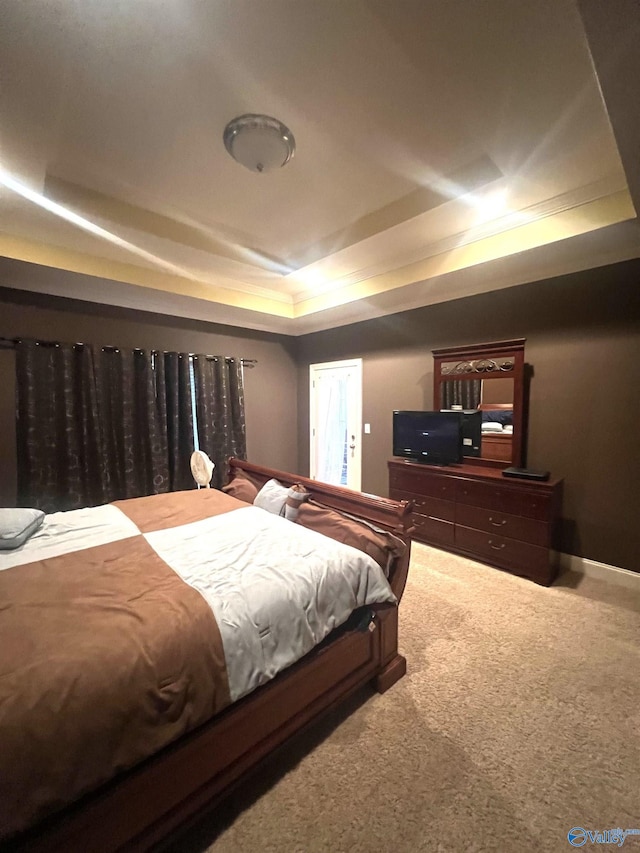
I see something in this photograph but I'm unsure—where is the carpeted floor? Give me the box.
[169,543,640,853]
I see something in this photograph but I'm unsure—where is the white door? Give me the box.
[309,359,362,490]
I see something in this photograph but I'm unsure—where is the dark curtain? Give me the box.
[193,356,247,489]
[16,340,109,512]
[97,348,171,499]
[17,343,198,511]
[164,352,196,491]
[442,379,481,410]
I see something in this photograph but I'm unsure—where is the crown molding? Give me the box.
[289,176,631,303]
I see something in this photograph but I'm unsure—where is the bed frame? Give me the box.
[7,459,413,853]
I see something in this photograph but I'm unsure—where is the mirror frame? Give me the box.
[433,338,526,469]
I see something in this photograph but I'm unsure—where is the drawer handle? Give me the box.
[488,540,505,550]
[489,517,506,527]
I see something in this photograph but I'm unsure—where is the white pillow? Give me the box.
[482,422,503,433]
[253,479,289,515]
[253,479,309,520]
[0,508,45,550]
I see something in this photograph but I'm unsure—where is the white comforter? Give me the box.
[146,506,396,700]
[2,503,396,702]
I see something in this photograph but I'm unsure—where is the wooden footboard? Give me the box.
[5,461,413,853]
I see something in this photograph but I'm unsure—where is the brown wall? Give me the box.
[2,258,639,573]
[296,259,640,573]
[0,287,299,507]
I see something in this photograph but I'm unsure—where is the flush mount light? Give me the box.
[223,114,296,173]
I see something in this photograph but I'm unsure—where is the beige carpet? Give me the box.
[169,544,640,853]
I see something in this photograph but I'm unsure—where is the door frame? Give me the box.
[309,358,363,490]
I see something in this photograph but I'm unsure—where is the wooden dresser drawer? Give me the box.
[455,479,551,521]
[455,503,549,547]
[413,514,455,546]
[389,467,455,501]
[455,525,550,580]
[397,491,455,523]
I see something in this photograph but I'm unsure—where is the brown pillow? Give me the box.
[295,501,405,574]
[221,470,259,504]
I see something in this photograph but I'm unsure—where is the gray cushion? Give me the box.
[0,508,45,550]
[253,478,289,515]
[253,479,309,521]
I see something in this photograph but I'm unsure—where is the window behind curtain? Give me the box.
[15,342,246,510]
[191,355,247,490]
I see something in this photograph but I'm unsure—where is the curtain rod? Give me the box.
[0,336,257,366]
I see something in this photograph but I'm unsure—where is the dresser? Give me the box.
[388,459,563,585]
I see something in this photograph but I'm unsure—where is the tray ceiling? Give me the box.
[0,0,638,334]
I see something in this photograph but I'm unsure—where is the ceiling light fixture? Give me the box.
[223,114,295,173]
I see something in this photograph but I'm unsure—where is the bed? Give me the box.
[0,458,413,852]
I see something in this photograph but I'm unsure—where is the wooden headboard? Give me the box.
[479,403,513,412]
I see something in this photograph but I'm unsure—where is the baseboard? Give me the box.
[559,552,640,589]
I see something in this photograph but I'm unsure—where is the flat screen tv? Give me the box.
[392,410,463,465]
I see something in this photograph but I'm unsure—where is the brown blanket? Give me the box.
[0,489,247,840]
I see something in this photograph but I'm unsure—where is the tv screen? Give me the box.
[392,410,463,465]
[441,409,482,457]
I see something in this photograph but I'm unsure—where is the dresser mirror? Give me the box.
[433,339,526,468]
